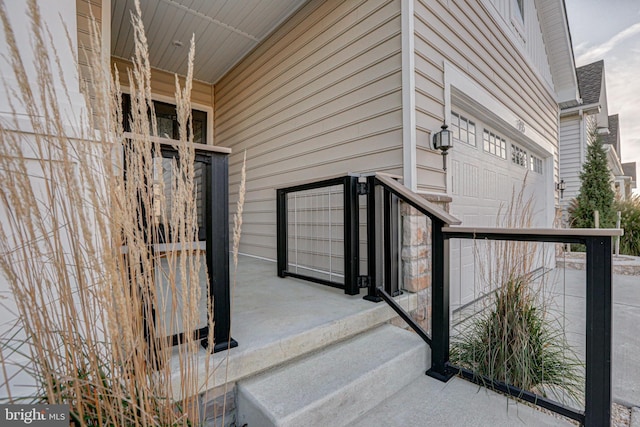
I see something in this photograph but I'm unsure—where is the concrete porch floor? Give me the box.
[169,254,419,396]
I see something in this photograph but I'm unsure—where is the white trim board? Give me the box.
[443,61,554,157]
[401,0,416,191]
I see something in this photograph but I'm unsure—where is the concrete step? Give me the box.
[236,324,429,427]
[351,375,575,427]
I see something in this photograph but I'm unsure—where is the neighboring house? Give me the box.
[2,0,579,403]
[603,114,636,200]
[606,115,638,199]
[622,162,637,198]
[559,60,607,219]
[559,61,634,225]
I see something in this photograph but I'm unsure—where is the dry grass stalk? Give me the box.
[451,176,584,407]
[0,0,236,425]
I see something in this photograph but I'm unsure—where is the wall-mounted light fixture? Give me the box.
[556,179,566,199]
[432,123,452,171]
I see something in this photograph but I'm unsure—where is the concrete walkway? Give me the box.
[611,271,640,408]
[547,267,640,408]
[352,375,574,426]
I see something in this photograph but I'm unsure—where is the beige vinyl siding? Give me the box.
[111,57,214,108]
[416,130,447,193]
[413,0,558,194]
[76,0,102,113]
[215,0,403,260]
[77,0,102,72]
[485,0,554,89]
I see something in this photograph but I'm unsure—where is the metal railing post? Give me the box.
[364,175,382,302]
[276,189,287,278]
[584,235,612,427]
[382,189,400,296]
[427,220,454,381]
[343,176,360,295]
[208,152,237,352]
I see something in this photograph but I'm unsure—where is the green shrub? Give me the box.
[615,195,640,256]
[569,121,616,229]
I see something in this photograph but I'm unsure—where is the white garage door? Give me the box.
[448,126,548,311]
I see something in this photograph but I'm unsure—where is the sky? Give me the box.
[564,0,640,193]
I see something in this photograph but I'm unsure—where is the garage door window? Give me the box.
[452,112,476,146]
[511,144,528,167]
[483,129,507,159]
[530,155,543,173]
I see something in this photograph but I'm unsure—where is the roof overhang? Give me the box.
[605,144,624,176]
[560,102,600,118]
[535,0,580,105]
[111,0,310,84]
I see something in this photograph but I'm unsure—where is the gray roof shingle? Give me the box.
[576,60,604,105]
[622,162,636,181]
[603,114,619,148]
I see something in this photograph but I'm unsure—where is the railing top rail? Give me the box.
[277,175,349,194]
[374,173,461,226]
[443,226,623,237]
[123,131,232,154]
[443,226,623,242]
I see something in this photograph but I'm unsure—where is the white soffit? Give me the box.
[535,0,579,104]
[111,0,309,84]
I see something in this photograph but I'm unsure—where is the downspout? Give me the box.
[579,109,584,189]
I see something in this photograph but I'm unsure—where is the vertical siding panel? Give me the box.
[216,0,404,259]
[559,116,582,207]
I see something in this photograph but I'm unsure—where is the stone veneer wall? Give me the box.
[392,204,432,334]
[556,253,640,276]
[391,196,452,335]
[201,385,236,427]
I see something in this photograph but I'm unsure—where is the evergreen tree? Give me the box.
[570,120,616,228]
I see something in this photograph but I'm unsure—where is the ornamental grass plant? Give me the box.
[450,181,584,406]
[615,194,640,256]
[0,0,244,425]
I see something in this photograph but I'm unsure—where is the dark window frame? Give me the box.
[122,94,208,145]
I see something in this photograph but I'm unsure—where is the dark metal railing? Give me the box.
[367,174,619,425]
[202,148,237,353]
[276,175,362,295]
[362,174,459,380]
[437,227,620,427]
[161,144,237,352]
[276,173,413,297]
[276,172,620,426]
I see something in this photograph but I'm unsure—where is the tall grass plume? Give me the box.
[450,178,584,407]
[0,0,234,425]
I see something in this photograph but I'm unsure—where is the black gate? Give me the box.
[276,174,404,297]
